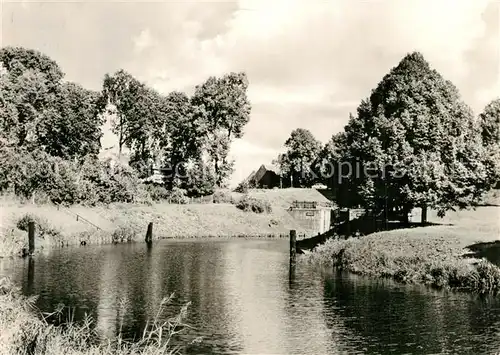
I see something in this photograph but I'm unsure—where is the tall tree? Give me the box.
[276,128,322,187]
[159,91,206,188]
[479,98,500,147]
[339,52,494,223]
[478,98,500,187]
[100,69,145,158]
[0,47,63,149]
[37,82,103,159]
[191,72,251,187]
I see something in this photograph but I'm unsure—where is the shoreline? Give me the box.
[302,206,500,294]
[0,193,321,258]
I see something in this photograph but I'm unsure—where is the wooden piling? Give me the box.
[289,229,297,267]
[28,221,35,255]
[27,257,35,294]
[289,230,297,284]
[145,222,153,244]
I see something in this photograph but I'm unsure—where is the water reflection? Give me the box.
[322,272,500,354]
[2,240,500,354]
[27,257,35,295]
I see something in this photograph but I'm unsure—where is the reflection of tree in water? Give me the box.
[322,272,500,354]
[121,241,245,355]
[19,249,102,328]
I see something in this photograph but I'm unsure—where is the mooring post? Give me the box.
[289,229,297,284]
[28,221,35,255]
[27,257,35,294]
[145,222,153,244]
[289,229,297,267]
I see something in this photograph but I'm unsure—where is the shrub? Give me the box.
[234,180,256,194]
[168,187,189,204]
[236,196,272,213]
[112,226,136,243]
[212,190,234,204]
[16,213,61,239]
[142,183,170,202]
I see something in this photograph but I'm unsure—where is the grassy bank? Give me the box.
[0,277,189,355]
[303,206,500,293]
[0,188,332,258]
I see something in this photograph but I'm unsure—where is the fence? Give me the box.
[290,200,335,209]
[56,205,104,231]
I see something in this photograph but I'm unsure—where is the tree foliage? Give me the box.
[276,128,322,187]
[191,72,251,187]
[334,52,496,220]
[0,47,103,159]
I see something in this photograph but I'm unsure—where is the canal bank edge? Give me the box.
[303,206,500,294]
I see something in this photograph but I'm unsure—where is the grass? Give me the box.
[0,277,192,355]
[0,188,331,258]
[302,206,500,294]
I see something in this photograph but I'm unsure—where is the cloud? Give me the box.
[132,28,155,53]
[2,0,499,186]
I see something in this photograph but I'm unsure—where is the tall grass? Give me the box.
[0,277,194,355]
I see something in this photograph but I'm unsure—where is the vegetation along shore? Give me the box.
[0,188,331,258]
[303,204,500,294]
[0,277,190,355]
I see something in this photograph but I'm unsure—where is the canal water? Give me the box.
[1,239,500,354]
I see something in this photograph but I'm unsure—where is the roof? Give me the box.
[261,164,278,174]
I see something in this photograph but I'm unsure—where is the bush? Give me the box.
[0,149,142,206]
[212,190,234,204]
[112,226,136,243]
[234,180,255,194]
[142,183,170,202]
[168,187,189,204]
[16,213,61,238]
[236,196,272,213]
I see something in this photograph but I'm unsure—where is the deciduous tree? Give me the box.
[276,128,322,187]
[191,72,251,187]
[339,52,495,223]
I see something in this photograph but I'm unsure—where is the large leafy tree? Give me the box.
[100,69,146,158]
[38,82,103,159]
[126,86,164,177]
[276,128,322,187]
[0,47,63,149]
[339,52,495,223]
[479,98,500,147]
[0,47,102,159]
[478,98,500,187]
[191,72,251,187]
[159,91,206,188]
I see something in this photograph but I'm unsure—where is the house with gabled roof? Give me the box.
[244,164,281,189]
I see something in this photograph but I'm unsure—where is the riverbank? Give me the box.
[0,277,188,355]
[303,206,500,293]
[0,189,332,258]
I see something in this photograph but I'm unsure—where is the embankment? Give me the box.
[303,207,500,294]
[0,188,333,258]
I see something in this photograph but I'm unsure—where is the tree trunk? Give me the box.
[421,204,428,224]
[214,158,220,187]
[401,205,411,226]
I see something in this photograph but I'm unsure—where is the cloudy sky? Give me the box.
[1,0,499,186]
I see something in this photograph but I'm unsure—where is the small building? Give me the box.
[287,200,334,236]
[244,164,281,189]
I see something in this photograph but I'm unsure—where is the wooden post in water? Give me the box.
[289,230,297,267]
[145,222,153,244]
[28,221,35,255]
[27,257,35,294]
[289,229,297,284]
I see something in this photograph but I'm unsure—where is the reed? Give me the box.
[0,277,195,355]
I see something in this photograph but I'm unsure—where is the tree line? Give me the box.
[274,52,500,222]
[0,46,251,204]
